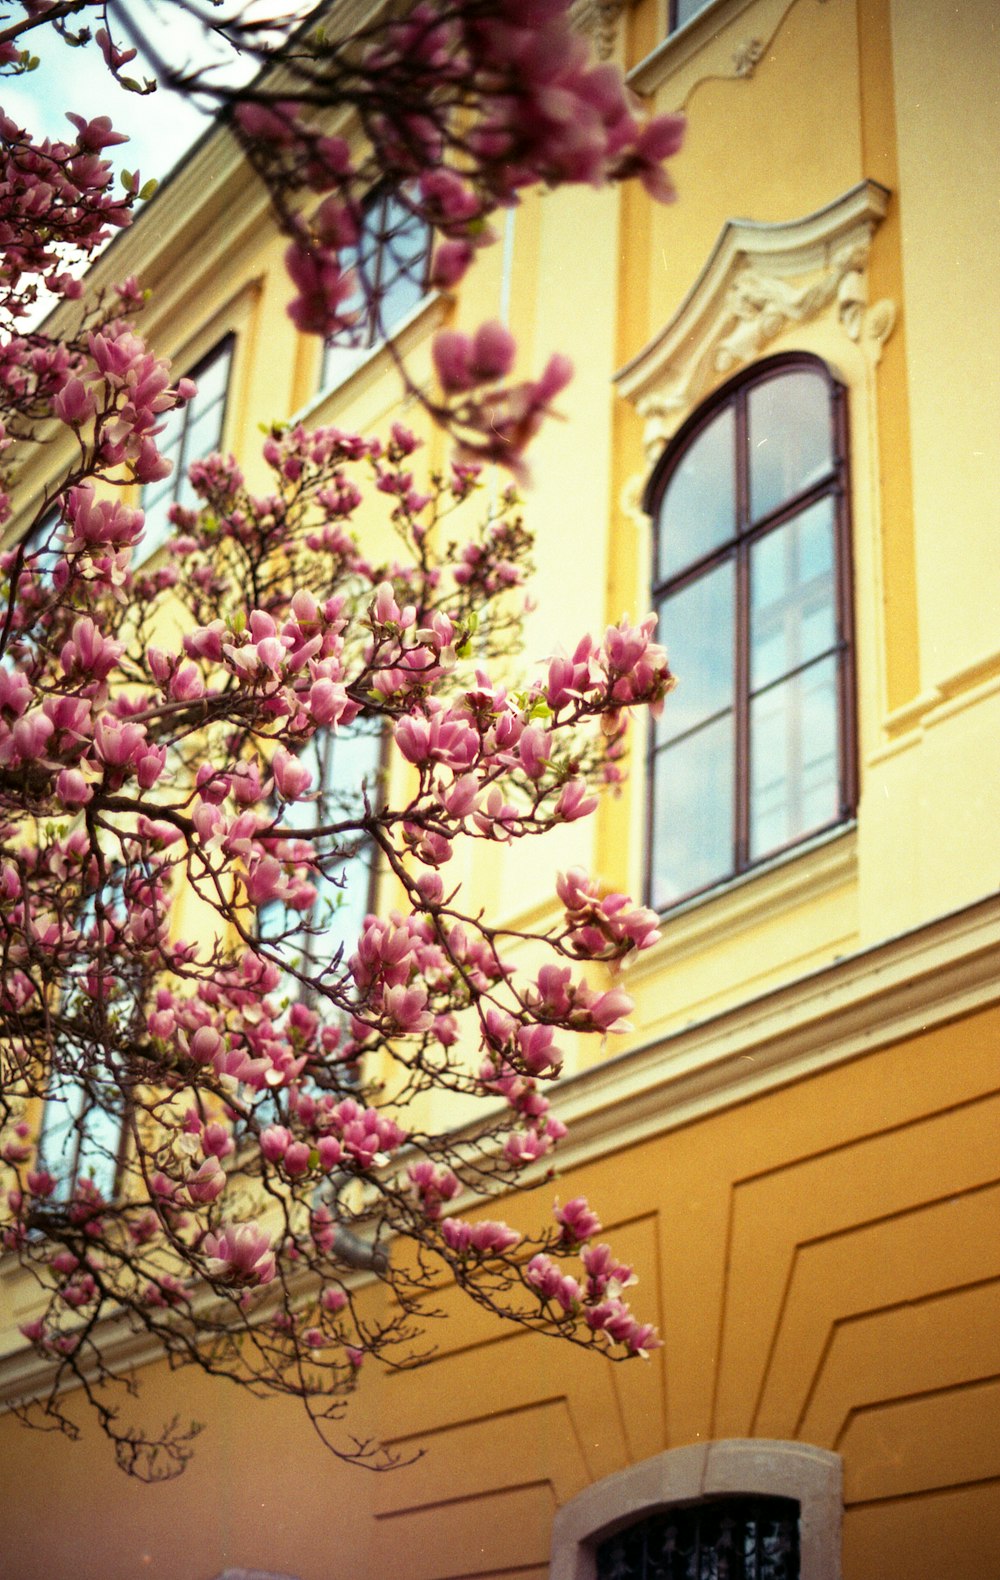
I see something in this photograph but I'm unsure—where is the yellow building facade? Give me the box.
[1,1,998,1576]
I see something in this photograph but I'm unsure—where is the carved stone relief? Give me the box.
[615,181,898,473]
[571,0,629,60]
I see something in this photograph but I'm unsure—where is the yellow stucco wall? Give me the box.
[2,2,998,1576]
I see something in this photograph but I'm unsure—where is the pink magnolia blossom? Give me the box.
[441,1217,521,1256]
[202,1222,276,1287]
[555,1196,602,1244]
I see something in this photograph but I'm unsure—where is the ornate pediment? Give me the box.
[615,180,896,463]
[571,0,630,59]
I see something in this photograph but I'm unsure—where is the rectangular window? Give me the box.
[37,1070,126,1204]
[140,334,234,561]
[320,190,431,391]
[262,724,384,1000]
[35,869,130,1202]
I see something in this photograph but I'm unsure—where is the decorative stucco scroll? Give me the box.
[732,36,766,76]
[615,180,896,467]
[571,0,629,60]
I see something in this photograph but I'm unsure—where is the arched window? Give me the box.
[644,356,856,911]
[549,1440,842,1580]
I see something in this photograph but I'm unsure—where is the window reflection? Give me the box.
[750,656,839,858]
[651,715,734,910]
[657,405,735,580]
[750,499,836,692]
[38,1069,124,1203]
[656,562,735,743]
[671,0,717,31]
[748,369,832,523]
[320,190,431,391]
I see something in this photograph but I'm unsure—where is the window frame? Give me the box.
[643,353,857,913]
[35,867,133,1202]
[549,1440,842,1580]
[319,186,432,391]
[260,722,386,1004]
[138,332,235,563]
[668,0,717,33]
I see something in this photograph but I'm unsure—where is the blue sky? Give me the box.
[1,2,268,186]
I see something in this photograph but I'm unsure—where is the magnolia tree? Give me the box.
[0,0,682,1479]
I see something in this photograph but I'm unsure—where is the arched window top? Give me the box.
[644,356,855,912]
[645,355,844,584]
[550,1439,842,1580]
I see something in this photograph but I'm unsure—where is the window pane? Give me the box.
[269,726,383,986]
[74,1094,123,1199]
[310,845,376,968]
[650,715,733,907]
[750,498,837,691]
[673,0,716,27]
[189,345,231,410]
[153,401,187,463]
[375,194,428,335]
[38,1070,87,1203]
[139,339,232,562]
[750,654,840,859]
[656,561,734,743]
[181,399,227,471]
[657,404,736,581]
[322,238,369,373]
[141,493,174,558]
[748,369,833,522]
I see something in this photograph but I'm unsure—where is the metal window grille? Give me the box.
[596,1495,800,1580]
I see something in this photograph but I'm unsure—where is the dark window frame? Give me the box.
[139,332,235,560]
[644,353,857,912]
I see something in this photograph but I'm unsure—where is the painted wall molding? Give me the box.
[549,890,1000,1177]
[628,0,833,105]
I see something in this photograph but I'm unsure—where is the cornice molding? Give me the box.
[547,891,1000,1174]
[615,180,894,469]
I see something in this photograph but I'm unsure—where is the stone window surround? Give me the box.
[549,1439,842,1579]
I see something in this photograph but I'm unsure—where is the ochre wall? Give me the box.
[2,1003,997,1579]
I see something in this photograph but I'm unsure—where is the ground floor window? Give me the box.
[596,1494,800,1579]
[549,1441,841,1580]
